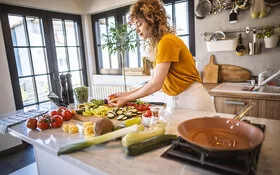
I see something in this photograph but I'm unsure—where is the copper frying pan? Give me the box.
[177,104,264,152]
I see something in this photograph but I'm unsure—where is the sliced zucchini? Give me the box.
[131,113,138,117]
[116,110,123,115]
[124,112,132,118]
[122,116,128,120]
[107,110,116,116]
[117,114,125,120]
[107,113,115,119]
[75,109,85,114]
[131,109,138,113]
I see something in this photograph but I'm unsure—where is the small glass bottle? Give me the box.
[149,106,166,129]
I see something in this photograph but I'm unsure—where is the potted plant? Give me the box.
[257,25,279,48]
[102,23,139,92]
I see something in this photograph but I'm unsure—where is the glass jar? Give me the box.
[149,105,166,129]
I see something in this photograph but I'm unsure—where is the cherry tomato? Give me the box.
[142,104,150,111]
[49,110,62,117]
[26,118,38,130]
[51,115,63,128]
[61,110,73,121]
[108,94,117,100]
[57,106,67,113]
[37,117,51,130]
[144,110,152,117]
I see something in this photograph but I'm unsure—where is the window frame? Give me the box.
[0,3,88,110]
[91,0,195,75]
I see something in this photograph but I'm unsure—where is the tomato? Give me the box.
[61,110,73,121]
[26,118,38,130]
[108,94,117,100]
[37,117,51,130]
[57,106,67,113]
[144,110,152,117]
[49,110,62,117]
[51,115,63,128]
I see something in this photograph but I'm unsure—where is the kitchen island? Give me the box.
[8,108,280,175]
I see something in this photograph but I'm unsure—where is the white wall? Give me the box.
[194,0,280,77]
[84,0,136,14]
[0,0,85,14]
[0,19,16,114]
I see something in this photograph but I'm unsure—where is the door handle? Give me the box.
[224,100,245,105]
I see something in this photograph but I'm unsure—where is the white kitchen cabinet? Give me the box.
[0,133,22,152]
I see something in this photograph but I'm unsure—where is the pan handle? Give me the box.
[224,100,245,105]
[233,103,256,120]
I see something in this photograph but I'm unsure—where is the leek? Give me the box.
[122,127,165,147]
[58,124,139,155]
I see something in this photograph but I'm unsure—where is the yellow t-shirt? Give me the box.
[155,33,201,96]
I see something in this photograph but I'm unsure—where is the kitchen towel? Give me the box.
[0,109,48,134]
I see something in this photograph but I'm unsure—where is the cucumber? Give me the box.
[124,134,177,156]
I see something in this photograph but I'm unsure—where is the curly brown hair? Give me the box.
[129,0,175,55]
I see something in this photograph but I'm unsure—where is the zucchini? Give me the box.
[131,109,137,113]
[122,116,128,120]
[124,134,178,156]
[117,114,125,120]
[107,113,115,119]
[76,109,85,114]
[116,109,123,115]
[122,127,165,147]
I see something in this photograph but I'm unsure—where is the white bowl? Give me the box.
[141,115,151,127]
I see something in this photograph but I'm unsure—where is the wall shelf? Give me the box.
[202,25,280,39]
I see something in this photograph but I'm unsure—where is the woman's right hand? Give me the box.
[109,92,127,99]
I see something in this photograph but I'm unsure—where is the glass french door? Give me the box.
[4,7,87,110]
[9,15,51,107]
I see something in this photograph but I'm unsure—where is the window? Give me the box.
[91,0,195,75]
[0,4,87,110]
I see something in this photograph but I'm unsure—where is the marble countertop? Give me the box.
[8,108,280,175]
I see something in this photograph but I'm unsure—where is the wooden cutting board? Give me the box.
[218,64,251,82]
[203,55,219,83]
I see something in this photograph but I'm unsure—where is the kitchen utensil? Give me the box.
[248,43,255,55]
[218,64,251,82]
[209,31,226,41]
[196,0,212,18]
[236,0,251,9]
[177,103,264,152]
[229,3,238,23]
[249,29,261,55]
[235,34,246,56]
[264,0,280,6]
[194,13,205,19]
[203,55,219,83]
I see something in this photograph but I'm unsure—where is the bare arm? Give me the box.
[109,62,170,107]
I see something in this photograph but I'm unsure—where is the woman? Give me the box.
[109,0,216,112]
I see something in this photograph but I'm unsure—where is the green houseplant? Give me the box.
[102,23,139,92]
[257,25,280,48]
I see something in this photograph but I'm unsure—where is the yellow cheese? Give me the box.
[84,125,94,136]
[68,124,79,134]
[83,121,93,128]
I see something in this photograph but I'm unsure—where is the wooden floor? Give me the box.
[0,142,35,175]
